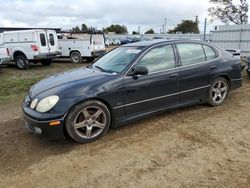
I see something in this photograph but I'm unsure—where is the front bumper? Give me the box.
[23,110,65,140]
[0,57,11,65]
[34,51,61,60]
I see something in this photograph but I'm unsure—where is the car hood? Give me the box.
[29,67,116,98]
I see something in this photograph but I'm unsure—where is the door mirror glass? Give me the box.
[129,66,148,76]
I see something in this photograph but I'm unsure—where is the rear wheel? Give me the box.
[207,77,229,106]
[15,55,30,70]
[70,52,82,64]
[41,59,52,66]
[65,100,111,143]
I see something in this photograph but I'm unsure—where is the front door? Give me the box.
[123,44,180,117]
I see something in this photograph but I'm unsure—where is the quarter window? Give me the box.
[136,45,175,73]
[203,45,216,60]
[40,34,46,46]
[49,34,55,46]
[177,43,206,66]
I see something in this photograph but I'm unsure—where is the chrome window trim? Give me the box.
[113,85,210,110]
[124,42,222,77]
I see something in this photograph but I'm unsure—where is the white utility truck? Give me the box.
[58,34,106,63]
[0,46,10,68]
[0,30,61,69]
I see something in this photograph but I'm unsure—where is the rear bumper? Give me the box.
[0,57,11,65]
[91,50,106,57]
[23,110,65,140]
[231,78,243,90]
[34,51,61,60]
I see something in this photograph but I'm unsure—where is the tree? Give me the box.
[81,24,88,33]
[144,29,155,34]
[71,26,81,32]
[208,0,249,24]
[103,24,128,34]
[132,31,139,35]
[168,20,199,34]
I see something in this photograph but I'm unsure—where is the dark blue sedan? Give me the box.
[23,40,242,143]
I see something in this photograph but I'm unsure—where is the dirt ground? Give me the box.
[0,61,250,188]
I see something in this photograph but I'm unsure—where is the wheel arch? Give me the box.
[70,50,81,57]
[213,74,231,90]
[13,50,27,59]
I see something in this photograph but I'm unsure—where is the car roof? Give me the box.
[123,39,206,48]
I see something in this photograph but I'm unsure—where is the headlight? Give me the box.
[36,95,59,113]
[30,98,38,109]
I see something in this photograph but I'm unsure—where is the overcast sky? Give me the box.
[0,0,242,33]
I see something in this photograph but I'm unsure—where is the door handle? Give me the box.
[210,66,217,70]
[169,74,178,79]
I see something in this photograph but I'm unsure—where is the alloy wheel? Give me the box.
[73,106,106,139]
[211,80,228,104]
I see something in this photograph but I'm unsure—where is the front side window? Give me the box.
[49,34,55,46]
[40,34,46,46]
[136,45,176,73]
[203,45,217,60]
[177,43,206,66]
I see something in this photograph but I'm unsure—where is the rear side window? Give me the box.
[177,43,206,66]
[49,34,55,46]
[136,45,176,73]
[40,34,46,46]
[203,45,217,60]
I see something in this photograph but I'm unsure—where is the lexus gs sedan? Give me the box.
[23,40,242,143]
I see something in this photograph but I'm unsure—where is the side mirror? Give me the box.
[129,66,148,76]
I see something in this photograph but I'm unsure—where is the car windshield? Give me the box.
[90,47,143,74]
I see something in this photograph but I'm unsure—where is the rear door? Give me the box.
[91,34,105,52]
[176,42,219,104]
[37,31,49,53]
[47,30,58,53]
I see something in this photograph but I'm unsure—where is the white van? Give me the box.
[0,30,61,69]
[58,34,106,63]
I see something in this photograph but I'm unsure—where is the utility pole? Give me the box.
[164,18,167,33]
[138,26,141,34]
[203,18,207,42]
[195,16,198,23]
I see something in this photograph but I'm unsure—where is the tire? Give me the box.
[15,54,30,70]
[65,100,111,143]
[86,57,95,62]
[207,77,229,106]
[41,59,52,66]
[70,52,82,64]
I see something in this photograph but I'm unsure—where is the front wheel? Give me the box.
[65,100,111,143]
[207,77,229,106]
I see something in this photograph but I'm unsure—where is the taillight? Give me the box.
[31,45,39,52]
[6,48,10,56]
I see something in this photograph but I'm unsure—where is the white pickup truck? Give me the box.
[58,34,106,63]
[0,46,10,67]
[0,30,61,69]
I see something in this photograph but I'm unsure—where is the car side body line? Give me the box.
[113,85,211,110]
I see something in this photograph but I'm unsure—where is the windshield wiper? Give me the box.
[94,65,106,72]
